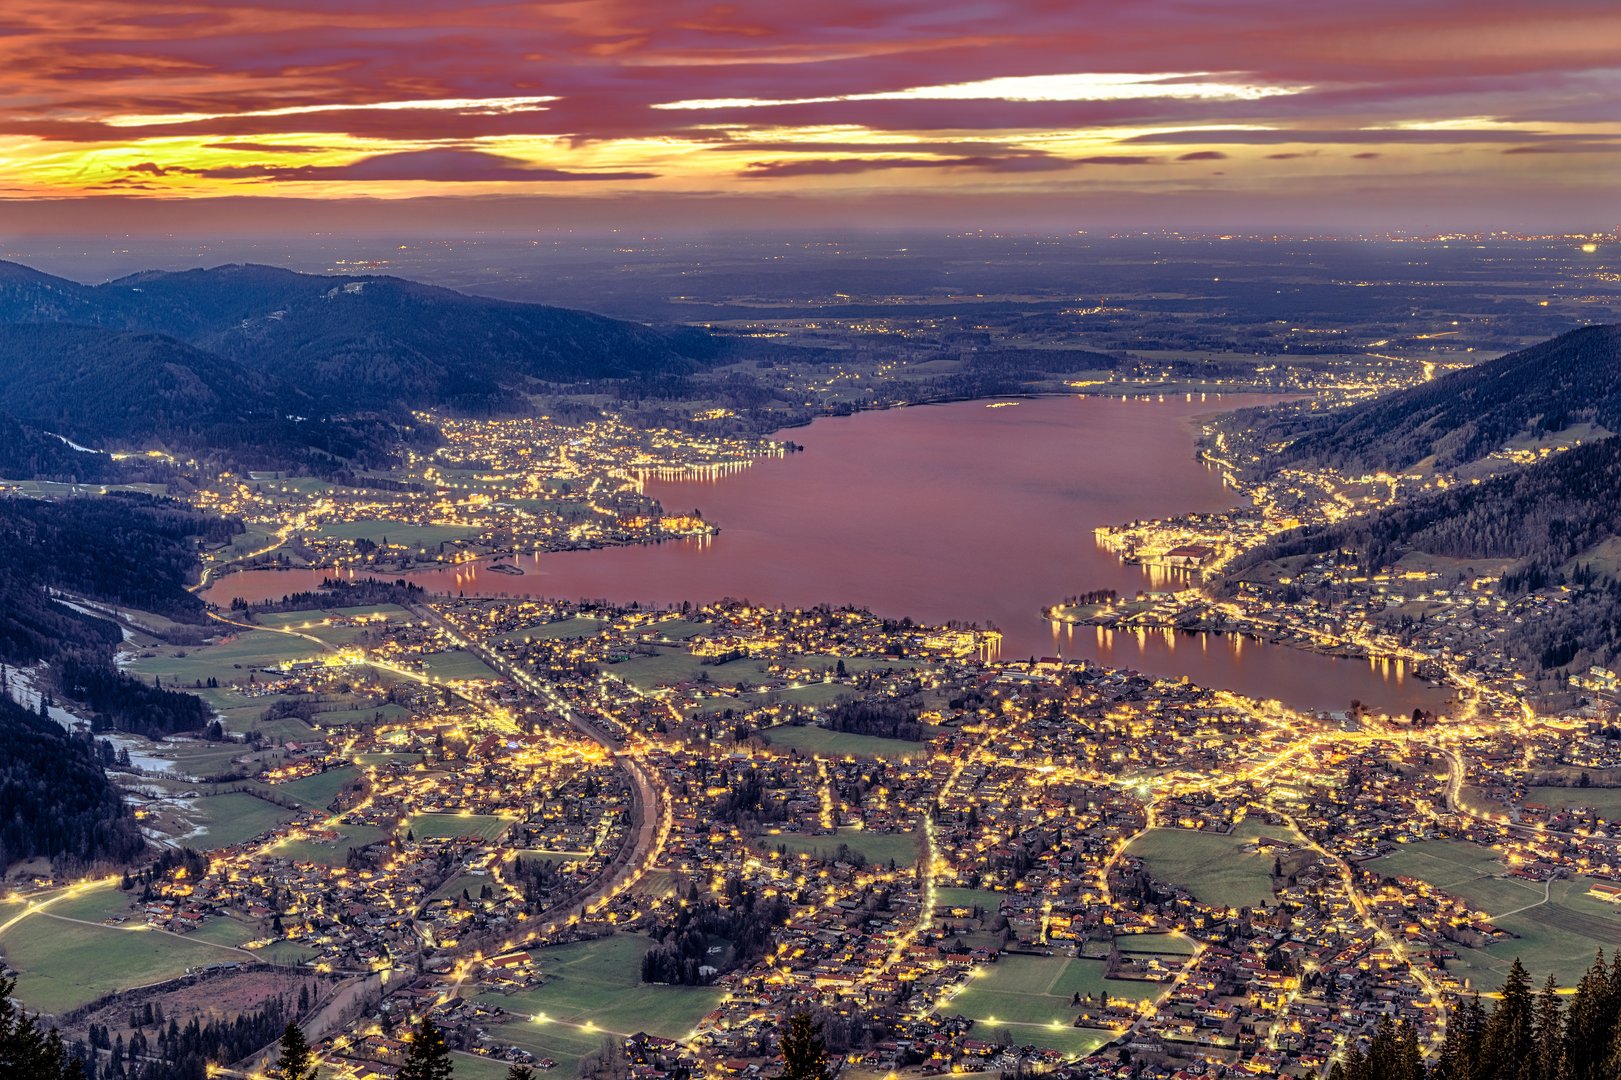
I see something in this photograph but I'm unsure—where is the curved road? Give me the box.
[403,601,668,923]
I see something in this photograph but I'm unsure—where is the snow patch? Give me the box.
[45,431,103,454]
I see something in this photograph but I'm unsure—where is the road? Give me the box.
[404,601,668,922]
[1441,746,1621,847]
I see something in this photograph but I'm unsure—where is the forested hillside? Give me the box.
[1223,437,1621,673]
[0,259,727,419]
[1238,324,1621,474]
[0,495,221,738]
[0,413,123,483]
[0,494,226,622]
[0,692,146,871]
[0,324,282,442]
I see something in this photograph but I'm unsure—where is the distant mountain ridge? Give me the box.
[1244,324,1621,474]
[0,258,730,459]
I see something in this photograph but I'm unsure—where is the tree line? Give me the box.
[0,692,144,873]
[1327,953,1621,1080]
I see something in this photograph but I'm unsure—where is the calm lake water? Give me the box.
[208,395,1449,715]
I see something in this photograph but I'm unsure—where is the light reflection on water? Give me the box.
[208,395,1450,716]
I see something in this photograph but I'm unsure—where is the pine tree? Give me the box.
[268,1022,319,1080]
[1567,952,1612,1080]
[0,976,84,1080]
[780,1012,830,1080]
[398,1017,454,1080]
[1532,976,1566,1080]
[505,1067,536,1080]
[1482,958,1536,1080]
[1395,1019,1423,1080]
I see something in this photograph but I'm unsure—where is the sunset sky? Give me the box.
[2,0,1618,233]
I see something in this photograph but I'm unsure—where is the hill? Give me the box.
[0,323,285,444]
[0,260,725,416]
[1222,436,1621,674]
[0,414,124,483]
[119,264,717,410]
[0,493,222,628]
[1240,324,1621,474]
[0,495,222,738]
[0,692,146,872]
[0,259,110,324]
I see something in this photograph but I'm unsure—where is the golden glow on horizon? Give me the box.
[0,3,1612,214]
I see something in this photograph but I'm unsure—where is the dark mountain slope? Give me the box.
[0,323,284,444]
[0,260,110,324]
[0,413,124,483]
[0,493,220,627]
[0,323,426,469]
[0,494,221,739]
[1248,324,1621,474]
[0,259,731,420]
[191,270,709,410]
[1227,436,1621,582]
[0,693,146,871]
[1223,436,1621,673]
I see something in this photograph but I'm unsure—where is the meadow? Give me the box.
[1124,819,1289,910]
[762,725,925,759]
[763,827,922,867]
[944,955,1144,1056]
[407,813,513,842]
[0,913,244,1014]
[476,934,725,1076]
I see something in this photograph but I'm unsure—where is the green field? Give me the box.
[764,827,921,867]
[476,934,724,1074]
[608,652,716,690]
[188,792,299,849]
[1371,839,1506,886]
[484,1019,607,1079]
[1445,878,1621,988]
[247,766,357,811]
[314,520,481,549]
[408,813,512,842]
[268,824,389,866]
[253,940,320,966]
[1526,786,1621,818]
[945,955,1141,1056]
[157,741,286,781]
[310,703,412,728]
[1369,841,1621,988]
[124,631,321,687]
[35,883,136,924]
[188,915,260,949]
[419,650,501,682]
[763,725,926,759]
[450,1053,528,1080]
[194,688,305,738]
[1368,839,1542,918]
[1125,820,1287,910]
[937,888,1006,915]
[0,914,244,1014]
[498,617,608,643]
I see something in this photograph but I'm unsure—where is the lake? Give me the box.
[207,395,1449,716]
